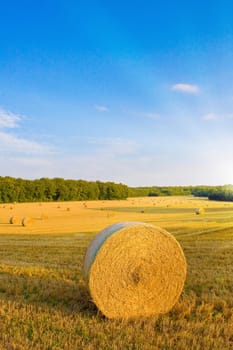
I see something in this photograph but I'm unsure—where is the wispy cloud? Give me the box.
[2,135,233,185]
[0,108,55,156]
[0,155,55,179]
[203,113,233,121]
[12,157,52,167]
[171,83,199,94]
[94,105,109,112]
[0,108,22,128]
[203,113,218,121]
[123,109,160,120]
[88,137,139,155]
[141,112,160,119]
[0,131,51,154]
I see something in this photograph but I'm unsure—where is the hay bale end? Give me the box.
[83,221,187,319]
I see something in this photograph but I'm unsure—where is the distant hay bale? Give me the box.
[21,217,34,226]
[83,222,187,319]
[40,214,48,220]
[9,216,21,225]
[195,208,205,215]
[66,207,70,211]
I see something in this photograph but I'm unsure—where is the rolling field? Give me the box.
[0,196,233,349]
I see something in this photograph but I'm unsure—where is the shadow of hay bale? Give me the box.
[0,272,97,317]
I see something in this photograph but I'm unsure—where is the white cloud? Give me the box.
[88,137,139,155]
[141,112,160,119]
[0,108,55,158]
[33,144,233,186]
[0,108,22,128]
[203,113,233,121]
[2,137,233,186]
[12,157,52,167]
[203,113,218,120]
[171,83,199,94]
[0,131,51,154]
[123,109,160,120]
[0,155,55,179]
[94,105,109,112]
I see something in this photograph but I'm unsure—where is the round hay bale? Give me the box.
[9,216,21,225]
[195,207,205,215]
[21,217,34,227]
[40,214,48,220]
[83,222,187,319]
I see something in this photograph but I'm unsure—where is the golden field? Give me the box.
[0,196,233,349]
[1,195,232,235]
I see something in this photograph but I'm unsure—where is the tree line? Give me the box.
[0,176,232,203]
[128,185,218,197]
[208,185,233,201]
[129,185,233,201]
[128,186,193,197]
[190,185,233,201]
[0,177,129,203]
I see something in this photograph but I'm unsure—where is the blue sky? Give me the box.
[1,1,233,186]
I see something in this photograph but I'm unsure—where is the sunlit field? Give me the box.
[0,196,233,349]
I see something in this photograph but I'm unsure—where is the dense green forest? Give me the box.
[129,186,193,197]
[129,185,233,202]
[128,185,217,197]
[0,177,232,203]
[0,177,128,203]
[190,185,233,201]
[208,185,233,201]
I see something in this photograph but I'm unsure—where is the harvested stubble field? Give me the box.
[0,196,233,349]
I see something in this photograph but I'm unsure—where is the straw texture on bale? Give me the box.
[21,217,34,226]
[9,216,21,225]
[83,222,187,319]
[195,207,205,215]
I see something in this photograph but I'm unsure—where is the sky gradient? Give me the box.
[1,1,233,186]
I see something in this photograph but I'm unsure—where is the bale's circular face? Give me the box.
[9,216,21,225]
[84,222,187,319]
